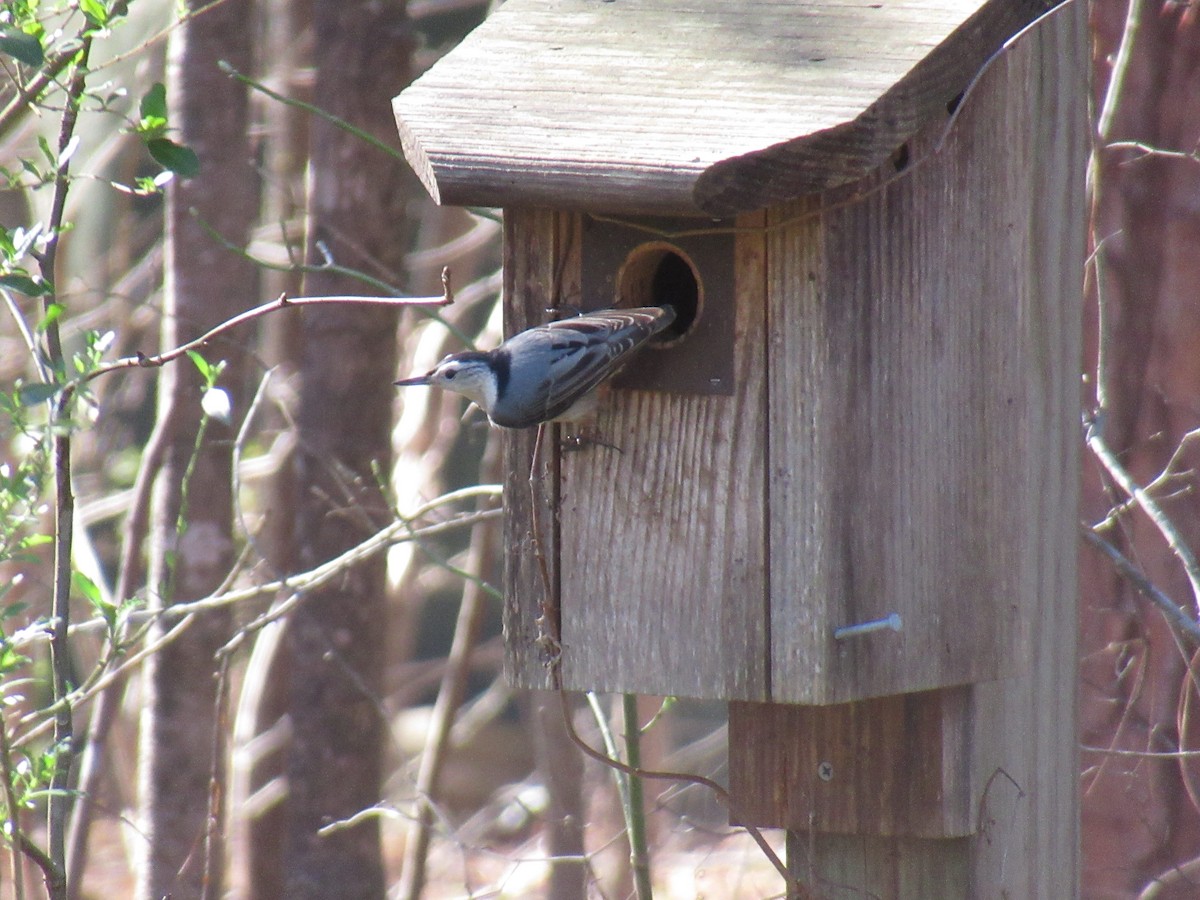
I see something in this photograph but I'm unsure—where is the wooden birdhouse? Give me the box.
[396,0,1083,891]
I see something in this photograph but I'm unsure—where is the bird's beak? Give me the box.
[394,373,433,387]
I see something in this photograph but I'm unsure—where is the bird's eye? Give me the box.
[443,368,457,381]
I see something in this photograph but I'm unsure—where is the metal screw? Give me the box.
[817,762,834,782]
[833,612,903,641]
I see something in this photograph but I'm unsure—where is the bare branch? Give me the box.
[1104,140,1200,165]
[10,492,504,746]
[1086,419,1200,618]
[81,267,454,386]
[1080,524,1200,644]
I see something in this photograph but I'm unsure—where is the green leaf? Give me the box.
[16,381,59,407]
[79,0,109,28]
[18,158,43,182]
[0,644,28,676]
[135,115,166,139]
[36,136,55,167]
[147,138,199,178]
[186,349,213,381]
[139,83,167,120]
[0,30,43,67]
[72,571,103,607]
[0,273,51,296]
[36,302,63,332]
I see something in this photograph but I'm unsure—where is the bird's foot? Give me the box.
[560,427,622,454]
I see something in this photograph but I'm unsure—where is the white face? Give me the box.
[429,357,495,410]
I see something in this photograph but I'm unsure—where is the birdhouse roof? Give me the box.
[393,0,1053,217]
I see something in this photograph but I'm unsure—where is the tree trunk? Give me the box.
[227,0,311,896]
[281,2,416,897]
[135,1,257,898]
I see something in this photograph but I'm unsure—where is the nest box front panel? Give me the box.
[554,213,770,702]
[767,51,1041,705]
[503,35,1063,707]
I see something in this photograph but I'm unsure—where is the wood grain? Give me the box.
[767,21,1043,703]
[729,690,976,838]
[502,208,562,690]
[964,3,1084,894]
[731,6,1084,896]
[394,0,1060,215]
[556,211,770,700]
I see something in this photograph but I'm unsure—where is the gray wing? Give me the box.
[492,307,674,428]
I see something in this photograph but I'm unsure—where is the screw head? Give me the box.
[817,761,834,782]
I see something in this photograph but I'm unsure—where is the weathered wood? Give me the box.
[767,14,1048,702]
[738,6,1084,897]
[502,208,562,690]
[394,0,1059,215]
[503,11,1074,704]
[788,831,970,900]
[729,689,976,838]
[555,211,770,700]
[964,2,1084,893]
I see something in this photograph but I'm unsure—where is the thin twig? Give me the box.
[1096,0,1147,143]
[231,369,278,575]
[527,423,561,658]
[555,688,802,897]
[1085,420,1200,618]
[13,834,58,898]
[584,692,653,895]
[220,62,404,162]
[192,207,482,350]
[398,441,501,900]
[17,613,199,747]
[0,705,27,900]
[1081,745,1200,760]
[0,290,51,383]
[33,34,94,899]
[12,503,503,746]
[1080,524,1200,644]
[1104,140,1200,165]
[12,496,501,652]
[201,654,232,900]
[80,267,453,387]
[0,41,83,138]
[621,694,652,900]
[64,399,178,896]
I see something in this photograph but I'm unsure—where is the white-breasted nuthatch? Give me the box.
[395,305,676,428]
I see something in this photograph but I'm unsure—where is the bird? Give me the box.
[395,306,676,428]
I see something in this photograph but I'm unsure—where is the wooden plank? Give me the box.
[502,208,563,690]
[729,690,976,838]
[965,2,1085,894]
[768,13,1043,703]
[556,212,770,701]
[788,832,970,900]
[745,7,1083,897]
[394,0,1060,215]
